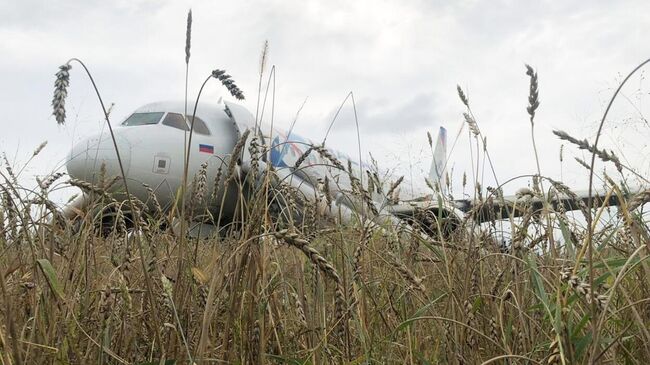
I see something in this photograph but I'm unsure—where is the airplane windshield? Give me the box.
[162,113,211,135]
[122,112,164,126]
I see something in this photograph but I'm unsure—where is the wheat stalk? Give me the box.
[68,178,117,203]
[2,154,16,183]
[294,146,314,169]
[553,130,623,173]
[225,129,250,181]
[185,9,192,64]
[627,189,650,211]
[312,145,344,170]
[52,64,71,125]
[142,183,163,217]
[560,267,607,310]
[525,64,540,123]
[464,112,480,137]
[273,229,346,337]
[574,157,591,170]
[211,165,224,201]
[37,172,65,190]
[457,84,469,107]
[387,252,425,294]
[191,162,209,207]
[211,69,245,100]
[386,176,404,204]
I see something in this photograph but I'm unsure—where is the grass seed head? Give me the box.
[259,40,269,76]
[142,183,163,217]
[553,130,623,172]
[192,162,209,206]
[211,69,245,100]
[185,9,192,64]
[226,129,250,179]
[313,144,344,170]
[525,64,540,122]
[33,141,48,157]
[464,112,480,137]
[38,172,65,190]
[386,176,404,201]
[560,267,607,310]
[457,84,469,107]
[294,146,314,169]
[3,153,15,183]
[211,165,223,201]
[627,188,650,211]
[547,337,561,365]
[52,63,71,125]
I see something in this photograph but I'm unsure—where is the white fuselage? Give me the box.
[66,100,424,224]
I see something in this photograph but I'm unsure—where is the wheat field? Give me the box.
[1,150,649,364]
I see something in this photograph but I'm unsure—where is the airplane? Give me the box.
[63,99,631,239]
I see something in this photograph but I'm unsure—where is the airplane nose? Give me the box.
[67,132,132,185]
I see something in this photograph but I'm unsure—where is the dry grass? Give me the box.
[0,153,649,364]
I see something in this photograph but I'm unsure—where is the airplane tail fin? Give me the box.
[428,126,447,189]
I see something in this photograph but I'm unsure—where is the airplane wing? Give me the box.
[456,187,634,224]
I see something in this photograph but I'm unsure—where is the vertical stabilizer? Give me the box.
[428,126,447,189]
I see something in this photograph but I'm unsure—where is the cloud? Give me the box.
[323,93,439,135]
[2,0,650,197]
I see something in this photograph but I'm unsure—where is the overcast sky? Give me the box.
[2,0,649,199]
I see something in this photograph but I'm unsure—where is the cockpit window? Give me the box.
[188,116,211,135]
[162,113,211,135]
[122,112,164,126]
[161,113,189,131]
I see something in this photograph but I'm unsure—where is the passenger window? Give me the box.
[122,112,164,126]
[162,113,211,135]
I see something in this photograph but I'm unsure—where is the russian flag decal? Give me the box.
[199,144,214,154]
